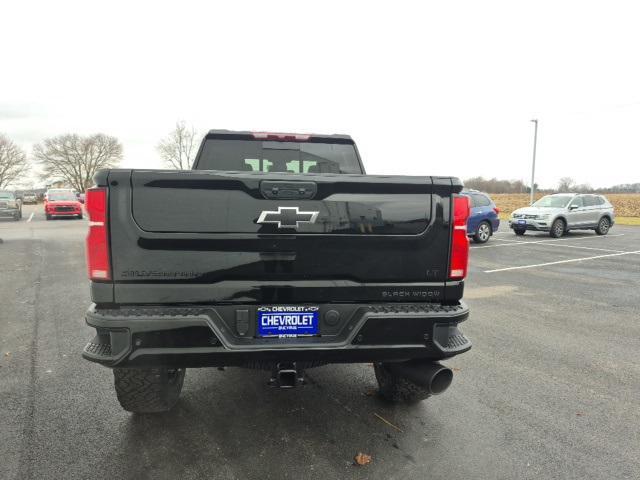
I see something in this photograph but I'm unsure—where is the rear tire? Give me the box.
[595,217,611,235]
[549,218,565,238]
[514,228,525,236]
[113,368,185,413]
[374,362,431,404]
[473,221,492,244]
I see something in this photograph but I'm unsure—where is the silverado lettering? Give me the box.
[121,270,202,278]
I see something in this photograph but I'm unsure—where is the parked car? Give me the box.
[0,190,22,221]
[44,189,83,220]
[461,190,500,243]
[509,193,615,238]
[23,193,38,204]
[82,130,473,413]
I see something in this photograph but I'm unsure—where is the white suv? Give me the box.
[509,193,615,238]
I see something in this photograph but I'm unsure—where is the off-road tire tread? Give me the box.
[113,368,185,413]
[374,363,431,404]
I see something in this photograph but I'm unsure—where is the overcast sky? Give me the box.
[1,0,639,189]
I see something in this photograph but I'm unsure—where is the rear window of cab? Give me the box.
[197,139,362,174]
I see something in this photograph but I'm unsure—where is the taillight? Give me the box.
[85,187,111,281]
[252,132,310,141]
[449,195,470,280]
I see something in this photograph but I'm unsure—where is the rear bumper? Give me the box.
[83,302,471,368]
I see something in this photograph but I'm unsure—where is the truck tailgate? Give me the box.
[101,169,460,304]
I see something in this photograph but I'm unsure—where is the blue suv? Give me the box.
[461,190,500,243]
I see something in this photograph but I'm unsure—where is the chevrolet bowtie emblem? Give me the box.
[257,206,319,229]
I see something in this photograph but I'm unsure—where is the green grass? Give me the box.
[616,216,640,226]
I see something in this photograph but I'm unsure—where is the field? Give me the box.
[491,193,640,224]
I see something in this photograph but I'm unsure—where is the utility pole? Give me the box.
[530,119,538,205]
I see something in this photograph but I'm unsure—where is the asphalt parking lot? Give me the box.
[1,205,639,480]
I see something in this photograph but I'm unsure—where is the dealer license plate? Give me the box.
[257,306,319,337]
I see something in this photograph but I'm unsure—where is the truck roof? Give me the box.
[205,129,355,144]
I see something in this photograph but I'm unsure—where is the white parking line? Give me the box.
[537,243,625,253]
[484,250,640,273]
[27,212,34,222]
[488,237,522,243]
[473,233,624,249]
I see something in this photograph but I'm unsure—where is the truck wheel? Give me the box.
[374,362,431,404]
[113,368,185,413]
[549,218,565,238]
[473,221,491,243]
[595,217,610,235]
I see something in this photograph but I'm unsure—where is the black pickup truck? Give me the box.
[82,130,472,413]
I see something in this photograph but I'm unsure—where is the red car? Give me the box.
[45,190,84,220]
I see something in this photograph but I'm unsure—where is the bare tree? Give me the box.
[0,134,30,188]
[464,176,530,194]
[33,134,123,192]
[573,183,593,193]
[157,122,199,169]
[557,177,576,192]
